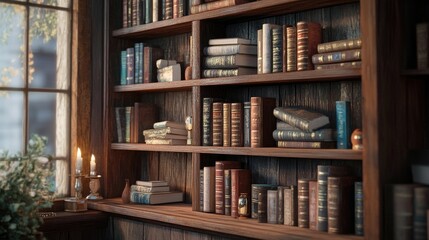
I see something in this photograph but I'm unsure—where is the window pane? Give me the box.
[28,92,69,157]
[0,3,26,88]
[29,7,70,90]
[30,0,71,8]
[0,91,24,154]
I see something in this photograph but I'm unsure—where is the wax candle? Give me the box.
[90,154,96,175]
[76,148,82,174]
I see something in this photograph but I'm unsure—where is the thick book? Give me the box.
[157,64,181,82]
[414,187,429,240]
[136,180,168,187]
[144,133,187,140]
[133,102,157,143]
[317,165,352,232]
[296,21,322,71]
[203,44,257,56]
[231,103,243,147]
[243,101,251,147]
[267,190,279,224]
[276,121,300,131]
[417,23,429,69]
[272,128,336,142]
[231,169,251,218]
[224,169,232,216]
[203,68,256,78]
[144,139,187,145]
[312,49,361,65]
[315,61,361,70]
[309,180,318,230]
[190,0,248,14]
[298,179,310,228]
[164,0,173,20]
[115,107,126,143]
[208,37,251,46]
[152,0,160,22]
[286,26,297,72]
[262,23,281,74]
[203,166,216,213]
[251,184,277,219]
[144,47,164,83]
[153,121,186,130]
[204,54,257,68]
[327,176,355,234]
[273,107,330,132]
[143,127,187,137]
[212,102,224,146]
[355,181,363,236]
[250,97,276,148]
[130,191,183,204]
[317,39,362,53]
[336,101,351,149]
[272,26,283,73]
[223,103,231,147]
[284,185,297,226]
[215,161,241,215]
[130,185,170,193]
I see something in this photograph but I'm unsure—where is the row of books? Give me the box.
[143,121,188,145]
[120,44,164,85]
[129,180,184,204]
[312,39,362,70]
[200,162,363,235]
[122,0,188,28]
[190,0,249,14]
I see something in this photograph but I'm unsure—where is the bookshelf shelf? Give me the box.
[88,198,363,240]
[111,143,362,160]
[402,69,429,77]
[114,69,361,93]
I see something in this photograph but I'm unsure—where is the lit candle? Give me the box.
[90,154,96,175]
[76,148,82,174]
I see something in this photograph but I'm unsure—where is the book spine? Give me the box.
[127,0,132,27]
[203,69,248,78]
[190,0,248,14]
[262,23,274,73]
[140,0,146,24]
[139,43,144,83]
[203,45,240,56]
[157,64,181,82]
[417,23,429,69]
[272,129,336,142]
[126,48,135,85]
[277,141,336,149]
[272,108,312,133]
[317,39,362,53]
[173,0,179,18]
[204,55,256,68]
[130,191,150,204]
[257,29,263,74]
[123,0,128,28]
[144,47,165,83]
[203,98,214,146]
[298,179,310,228]
[121,51,127,85]
[212,102,224,146]
[223,103,231,147]
[134,43,140,84]
[267,190,279,224]
[272,27,283,73]
[312,49,362,65]
[224,169,232,216]
[286,26,297,71]
[284,186,297,226]
[258,191,268,223]
[231,169,251,218]
[336,101,351,149]
[200,169,204,211]
[203,166,215,213]
[165,0,173,19]
[251,185,260,219]
[327,176,354,234]
[130,185,169,192]
[215,162,225,214]
[178,0,185,17]
[355,181,363,236]
[115,107,125,143]
[250,97,262,147]
[414,187,429,240]
[277,186,285,224]
[145,0,152,23]
[125,106,132,143]
[297,21,321,71]
[315,61,361,70]
[282,25,287,72]
[231,103,243,147]
[309,180,318,230]
[132,0,138,26]
[243,102,251,147]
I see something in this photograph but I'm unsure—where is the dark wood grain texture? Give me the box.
[39,211,108,233]
[113,217,144,240]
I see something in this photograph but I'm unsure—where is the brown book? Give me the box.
[215,161,241,215]
[164,0,173,20]
[284,185,297,226]
[231,103,243,147]
[123,0,128,28]
[277,186,285,224]
[317,39,362,53]
[417,23,429,69]
[309,180,318,230]
[413,187,429,240]
[173,0,179,18]
[250,97,276,148]
[132,0,138,26]
[312,49,361,65]
[298,179,311,228]
[223,103,231,147]
[231,169,251,218]
[267,190,279,224]
[251,184,277,219]
[315,61,361,70]
[190,0,249,14]
[257,29,263,74]
[296,21,321,71]
[327,176,355,234]
[144,47,164,83]
[203,166,215,213]
[277,141,336,149]
[133,102,157,143]
[224,169,232,215]
[212,102,224,146]
[286,26,297,72]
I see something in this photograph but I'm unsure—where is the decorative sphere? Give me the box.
[351,128,363,150]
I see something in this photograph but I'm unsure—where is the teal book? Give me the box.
[120,50,127,85]
[336,101,351,149]
[130,191,183,204]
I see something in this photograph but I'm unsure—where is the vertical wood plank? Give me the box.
[159,153,188,192]
[144,223,170,240]
[192,152,201,211]
[170,227,184,240]
[192,21,201,80]
[113,217,144,240]
[184,231,211,240]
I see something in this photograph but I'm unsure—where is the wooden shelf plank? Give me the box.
[111,143,362,160]
[113,0,358,39]
[88,198,363,240]
[402,69,429,77]
[114,69,361,93]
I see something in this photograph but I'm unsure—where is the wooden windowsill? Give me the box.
[39,210,108,233]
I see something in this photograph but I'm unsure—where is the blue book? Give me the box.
[336,101,351,149]
[120,50,127,85]
[130,191,183,204]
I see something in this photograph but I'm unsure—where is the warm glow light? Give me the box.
[76,147,82,173]
[90,154,96,175]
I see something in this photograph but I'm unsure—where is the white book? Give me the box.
[130,185,171,193]
[203,166,215,213]
[153,0,159,22]
[209,38,251,46]
[156,59,177,69]
[262,23,281,74]
[157,64,181,82]
[203,44,257,56]
[136,180,169,187]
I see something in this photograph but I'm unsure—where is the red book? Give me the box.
[215,161,241,214]
[250,97,276,147]
[231,169,251,218]
[296,21,322,71]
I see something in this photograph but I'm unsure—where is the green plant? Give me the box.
[0,135,55,239]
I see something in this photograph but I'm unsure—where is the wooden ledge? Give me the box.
[88,198,363,240]
[39,210,108,233]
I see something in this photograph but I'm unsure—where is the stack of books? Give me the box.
[202,38,257,78]
[143,121,187,145]
[130,180,184,204]
[156,59,181,82]
[312,39,362,70]
[190,0,250,15]
[272,107,336,149]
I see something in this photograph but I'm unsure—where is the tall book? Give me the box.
[251,184,277,219]
[243,102,251,147]
[125,106,133,143]
[144,47,164,83]
[262,23,281,73]
[296,21,321,71]
[123,0,128,28]
[223,103,231,147]
[272,27,283,73]
[212,102,224,146]
[115,107,126,143]
[190,0,250,14]
[298,179,310,228]
[286,26,297,72]
[312,49,361,65]
[231,169,251,218]
[215,161,241,215]
[257,29,263,74]
[317,39,362,53]
[317,165,351,232]
[355,181,364,236]
[327,176,355,234]
[414,187,429,240]
[267,190,279,224]
[145,0,152,23]
[203,166,215,213]
[250,97,276,147]
[277,186,285,224]
[133,102,157,143]
[336,101,351,149]
[258,192,267,223]
[284,185,298,226]
[164,0,173,20]
[231,103,243,147]
[273,107,330,132]
[417,23,429,69]
[309,180,318,230]
[224,169,232,216]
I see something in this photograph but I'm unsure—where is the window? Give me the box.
[0,0,72,197]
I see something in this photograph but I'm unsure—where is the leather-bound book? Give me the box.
[250,97,276,147]
[212,102,224,146]
[215,161,241,215]
[231,103,243,147]
[327,176,355,234]
[298,179,311,228]
[231,169,251,218]
[296,21,321,71]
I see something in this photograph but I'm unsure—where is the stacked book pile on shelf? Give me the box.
[203,38,257,78]
[200,161,363,236]
[115,103,157,143]
[156,59,181,82]
[312,39,362,70]
[143,120,188,145]
[190,0,250,15]
[130,180,184,204]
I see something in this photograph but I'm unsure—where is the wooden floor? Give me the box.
[88,198,363,240]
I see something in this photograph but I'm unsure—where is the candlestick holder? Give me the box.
[64,173,88,212]
[86,174,103,200]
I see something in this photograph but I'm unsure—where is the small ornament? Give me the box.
[351,128,363,150]
[185,66,192,80]
[122,179,131,204]
[238,193,249,219]
[185,116,192,145]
